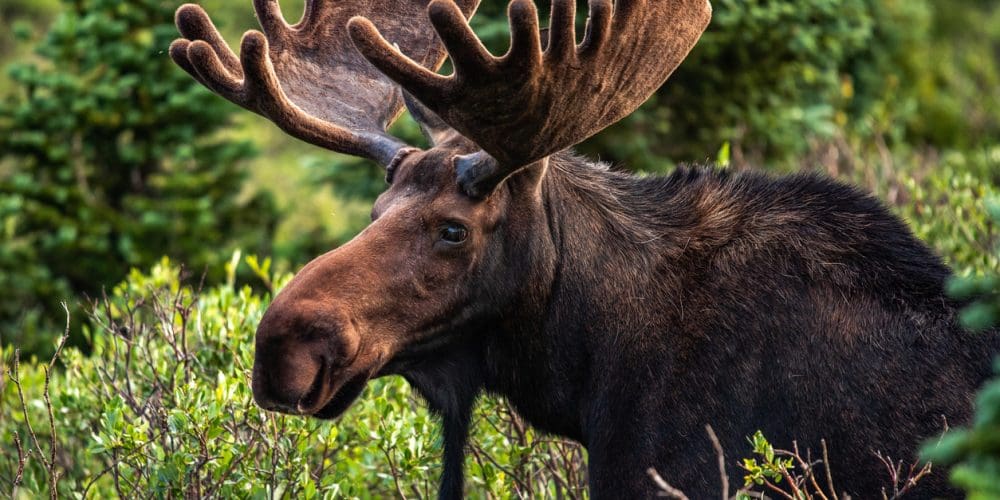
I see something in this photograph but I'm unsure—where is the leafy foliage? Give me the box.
[741,431,794,487]
[926,362,1000,500]
[0,0,279,354]
[947,197,1000,330]
[601,0,999,169]
[922,201,1000,499]
[1,259,586,498]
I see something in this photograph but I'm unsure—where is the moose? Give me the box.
[171,0,999,497]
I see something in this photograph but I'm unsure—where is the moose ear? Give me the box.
[455,151,499,198]
[456,151,548,199]
[403,90,455,146]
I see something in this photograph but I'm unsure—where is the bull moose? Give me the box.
[170,0,999,497]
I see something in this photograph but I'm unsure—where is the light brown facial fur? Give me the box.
[251,143,508,417]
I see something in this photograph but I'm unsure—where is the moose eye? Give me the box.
[439,223,468,244]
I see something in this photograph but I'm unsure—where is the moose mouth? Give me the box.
[301,368,373,420]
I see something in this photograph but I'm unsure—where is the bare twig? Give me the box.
[10,350,49,470]
[42,303,71,499]
[12,430,26,490]
[822,439,839,500]
[778,442,827,500]
[761,479,798,500]
[705,425,729,500]
[376,431,408,500]
[647,468,690,500]
[7,305,71,500]
[49,303,72,372]
[805,450,830,500]
[41,364,60,500]
[874,451,932,500]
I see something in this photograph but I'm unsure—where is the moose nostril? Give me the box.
[296,357,332,414]
[251,361,281,410]
[252,363,310,414]
[251,337,329,414]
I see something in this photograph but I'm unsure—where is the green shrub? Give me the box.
[894,149,1000,273]
[613,0,888,168]
[0,258,587,498]
[591,0,1000,169]
[0,0,279,355]
[922,200,1000,500]
[908,1,1000,149]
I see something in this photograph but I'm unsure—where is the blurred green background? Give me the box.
[1,0,999,497]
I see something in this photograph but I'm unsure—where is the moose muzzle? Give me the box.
[250,304,364,417]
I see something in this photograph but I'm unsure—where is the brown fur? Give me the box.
[252,148,996,498]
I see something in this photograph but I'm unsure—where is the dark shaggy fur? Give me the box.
[403,152,999,499]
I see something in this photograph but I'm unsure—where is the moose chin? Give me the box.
[171,0,1000,497]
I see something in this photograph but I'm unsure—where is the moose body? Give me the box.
[170,0,998,497]
[395,153,997,498]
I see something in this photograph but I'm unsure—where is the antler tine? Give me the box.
[350,0,713,196]
[505,1,543,70]
[172,5,246,98]
[346,13,451,97]
[545,0,576,59]
[579,0,613,56]
[252,0,291,39]
[171,0,480,167]
[427,4,493,77]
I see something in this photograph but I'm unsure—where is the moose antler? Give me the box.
[349,0,712,194]
[170,0,479,166]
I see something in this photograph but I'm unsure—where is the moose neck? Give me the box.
[471,153,709,444]
[401,153,726,447]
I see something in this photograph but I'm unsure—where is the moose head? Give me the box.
[171,0,711,419]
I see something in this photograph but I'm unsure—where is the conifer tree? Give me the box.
[0,0,278,353]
